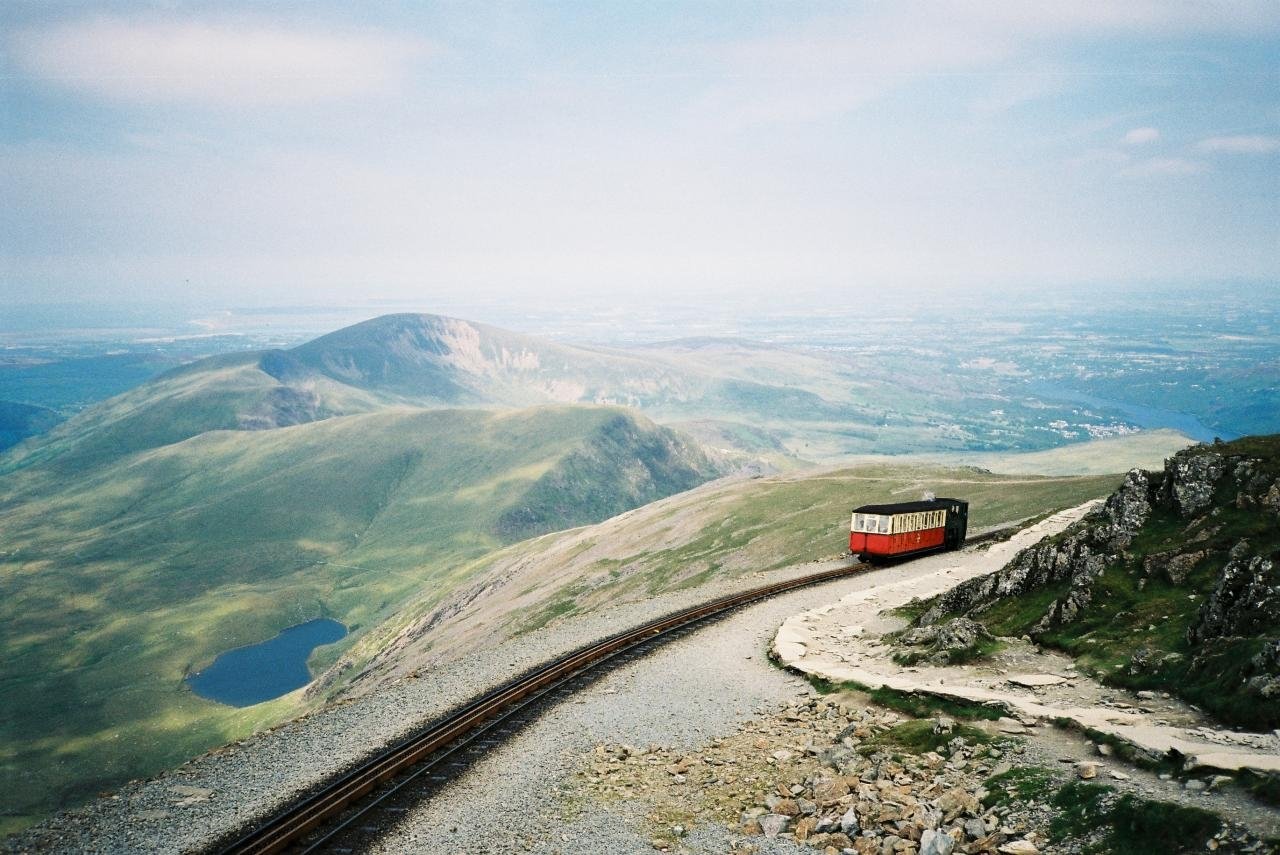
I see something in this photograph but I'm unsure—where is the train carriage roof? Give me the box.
[852,498,966,514]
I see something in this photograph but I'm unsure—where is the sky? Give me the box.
[2,1,1278,306]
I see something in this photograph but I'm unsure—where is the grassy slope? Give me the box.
[0,405,716,824]
[0,355,384,477]
[0,401,61,452]
[333,463,1123,698]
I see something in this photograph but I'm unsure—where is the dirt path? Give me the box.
[772,502,1280,833]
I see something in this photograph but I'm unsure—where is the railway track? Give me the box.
[214,529,1012,855]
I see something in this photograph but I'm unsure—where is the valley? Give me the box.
[0,308,1272,844]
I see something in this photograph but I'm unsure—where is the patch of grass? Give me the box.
[867,686,1005,721]
[1239,770,1280,808]
[520,594,579,632]
[861,719,993,755]
[890,599,932,623]
[1049,782,1115,841]
[1049,782,1223,854]
[974,581,1070,637]
[892,635,1005,667]
[802,674,853,694]
[802,674,1007,721]
[1108,794,1221,854]
[982,766,1057,808]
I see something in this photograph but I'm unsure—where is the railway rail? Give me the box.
[213,528,1012,855]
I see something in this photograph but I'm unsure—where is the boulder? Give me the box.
[998,841,1040,855]
[920,828,956,855]
[813,777,850,806]
[936,786,979,821]
[1142,549,1206,585]
[793,815,818,841]
[759,814,789,838]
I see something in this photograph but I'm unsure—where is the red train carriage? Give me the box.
[849,497,969,561]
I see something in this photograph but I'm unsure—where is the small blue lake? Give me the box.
[186,618,347,707]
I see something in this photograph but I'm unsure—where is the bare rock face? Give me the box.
[1189,550,1279,643]
[1099,468,1154,549]
[1142,549,1206,585]
[1161,450,1224,517]
[920,468,1154,631]
[1246,641,1280,699]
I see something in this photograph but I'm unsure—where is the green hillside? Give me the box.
[0,401,61,452]
[0,353,383,476]
[0,405,720,828]
[330,461,1124,700]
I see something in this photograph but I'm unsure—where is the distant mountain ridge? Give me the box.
[1,313,833,474]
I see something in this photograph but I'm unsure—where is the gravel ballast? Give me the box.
[343,548,1023,855]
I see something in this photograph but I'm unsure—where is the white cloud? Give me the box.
[8,17,431,106]
[1122,156,1205,177]
[1122,127,1160,145]
[1196,135,1280,154]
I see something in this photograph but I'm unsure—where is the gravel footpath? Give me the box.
[7,547,956,854]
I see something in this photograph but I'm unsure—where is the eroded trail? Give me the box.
[773,503,1280,826]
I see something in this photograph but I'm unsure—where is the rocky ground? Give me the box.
[573,690,1274,853]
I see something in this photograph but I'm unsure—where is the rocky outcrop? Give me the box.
[897,618,992,664]
[918,468,1151,630]
[914,436,1280,728]
[1160,450,1224,517]
[1246,641,1280,700]
[1189,547,1279,644]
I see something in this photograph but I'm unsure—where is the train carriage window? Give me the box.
[878,516,890,534]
